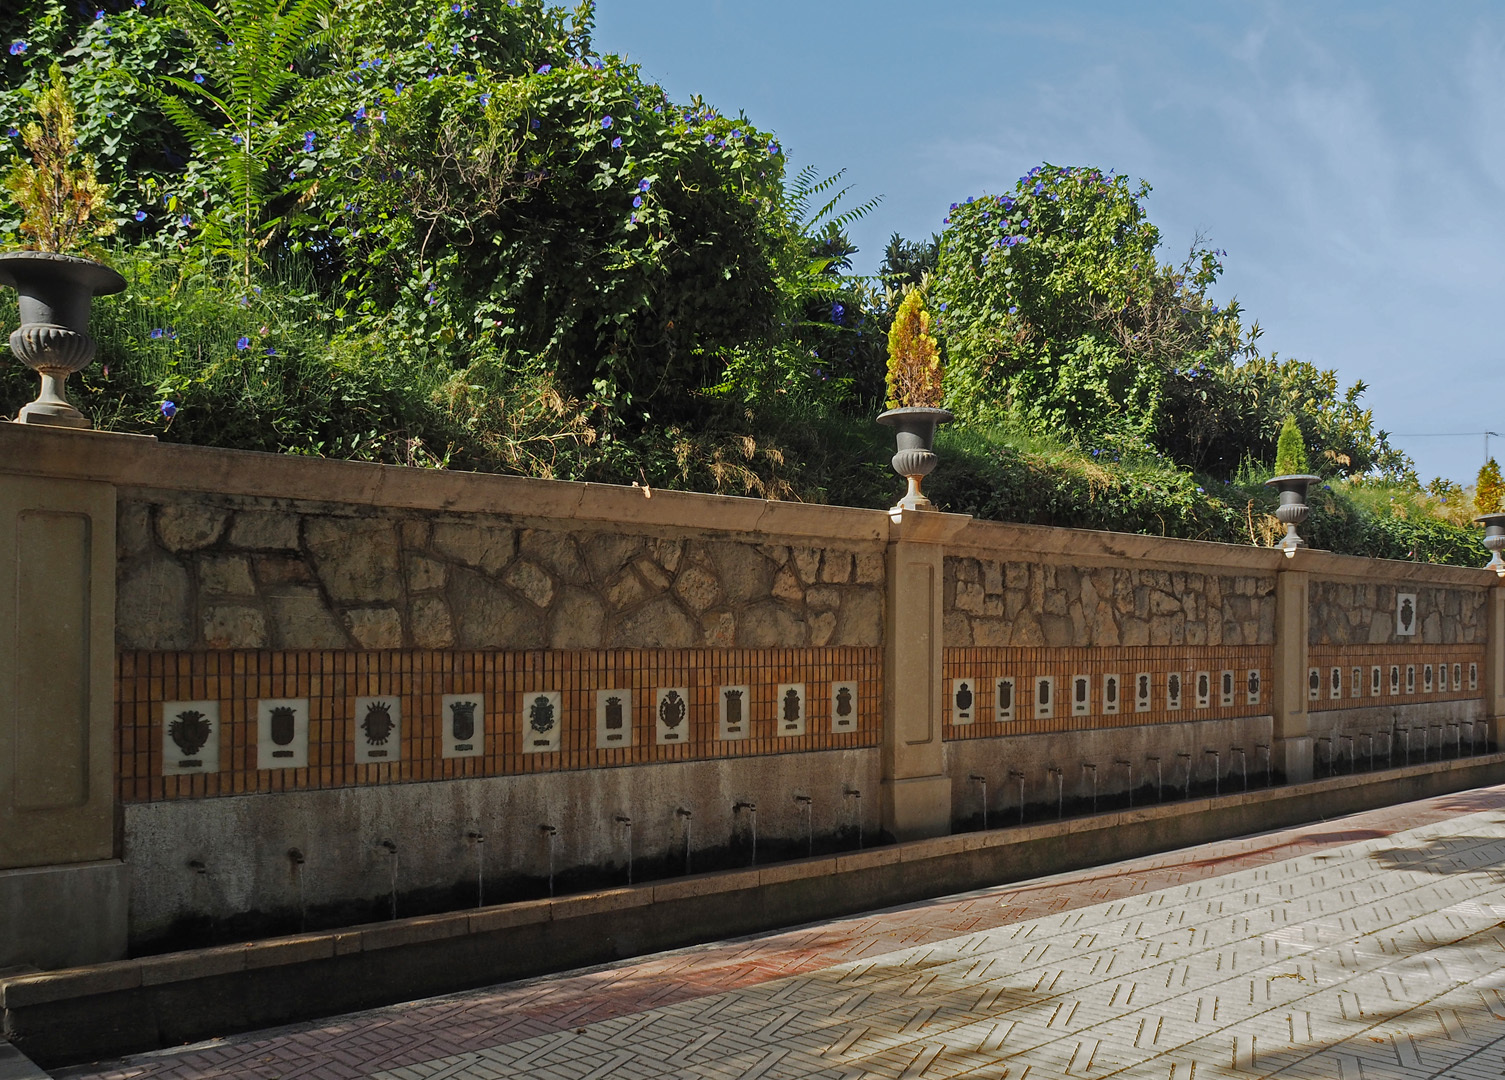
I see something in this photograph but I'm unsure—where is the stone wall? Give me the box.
[943,558,1276,648]
[1309,580,1487,646]
[116,491,886,653]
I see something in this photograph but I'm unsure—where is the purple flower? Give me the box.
[134,209,146,221]
[9,41,28,55]
[479,92,491,105]
[830,302,844,324]
[938,302,948,311]
[536,63,551,74]
[236,336,250,350]
[303,131,315,151]
[632,195,642,208]
[600,115,613,128]
[354,105,366,120]
[611,136,621,148]
[193,72,204,83]
[767,141,779,155]
[159,400,176,419]
[1008,305,1018,314]
[730,128,742,139]
[530,118,540,129]
[150,328,164,339]
[95,10,105,20]
[180,214,191,226]
[638,178,651,191]
[265,346,276,356]
[231,134,242,145]
[4,128,16,138]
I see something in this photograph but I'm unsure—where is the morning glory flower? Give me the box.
[354,105,367,120]
[265,346,276,356]
[601,115,613,128]
[193,73,205,83]
[134,210,146,221]
[180,214,191,226]
[530,118,540,129]
[638,178,651,191]
[831,302,844,324]
[479,93,491,106]
[235,336,250,350]
[303,131,315,152]
[938,302,947,311]
[632,195,642,208]
[767,141,779,155]
[536,63,551,74]
[9,41,28,55]
[611,136,621,148]
[150,328,164,339]
[231,134,243,145]
[160,400,176,418]
[1009,306,1018,314]
[4,128,16,137]
[730,128,742,139]
[95,10,105,20]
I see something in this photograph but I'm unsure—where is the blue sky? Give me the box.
[596,1,1505,485]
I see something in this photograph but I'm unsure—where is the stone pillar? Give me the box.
[0,466,127,967]
[1486,582,1505,747]
[1270,563,1312,782]
[882,509,970,841]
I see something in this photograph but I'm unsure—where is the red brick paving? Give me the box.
[57,785,1505,1079]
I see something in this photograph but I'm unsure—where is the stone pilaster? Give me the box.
[1486,582,1505,746]
[1271,562,1312,782]
[881,509,971,841]
[0,456,127,967]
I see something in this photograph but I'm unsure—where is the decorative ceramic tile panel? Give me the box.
[116,647,881,802]
[942,646,1272,738]
[1307,643,1485,711]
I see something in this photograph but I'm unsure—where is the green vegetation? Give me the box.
[1477,459,1503,516]
[0,0,1490,566]
[1274,415,1309,476]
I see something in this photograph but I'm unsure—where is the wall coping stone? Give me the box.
[7,751,1505,1014]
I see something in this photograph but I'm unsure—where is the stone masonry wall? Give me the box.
[1309,581,1487,646]
[943,558,1276,648]
[116,491,885,652]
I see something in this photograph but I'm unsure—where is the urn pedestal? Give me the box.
[0,251,126,429]
[1264,473,1321,556]
[876,406,954,512]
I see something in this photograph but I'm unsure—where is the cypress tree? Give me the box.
[1476,458,1504,515]
[1274,415,1310,475]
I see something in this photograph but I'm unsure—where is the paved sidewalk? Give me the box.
[58,786,1505,1079]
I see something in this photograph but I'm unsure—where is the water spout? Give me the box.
[1204,749,1220,797]
[735,802,757,866]
[538,825,557,898]
[677,808,693,874]
[1145,755,1162,802]
[1255,743,1271,787]
[287,849,306,931]
[795,795,813,856]
[614,816,632,885]
[1176,752,1192,800]
[1230,747,1246,792]
[1082,763,1098,814]
[968,774,988,830]
[844,788,862,849]
[1114,760,1132,807]
[1008,769,1026,825]
[466,831,485,907]
[377,839,398,918]
[1339,734,1353,773]
[1316,737,1332,776]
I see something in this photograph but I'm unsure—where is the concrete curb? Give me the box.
[8,754,1505,1068]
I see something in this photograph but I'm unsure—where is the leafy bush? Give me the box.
[1274,414,1308,475]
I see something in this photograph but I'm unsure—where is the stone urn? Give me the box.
[877,405,953,512]
[1264,473,1321,555]
[1475,512,1505,576]
[0,251,126,428]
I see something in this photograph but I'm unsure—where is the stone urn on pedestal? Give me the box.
[1475,512,1505,577]
[877,406,954,512]
[878,287,951,512]
[0,251,126,428]
[1264,473,1321,557]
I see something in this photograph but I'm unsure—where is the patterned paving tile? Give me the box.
[56,785,1505,1079]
